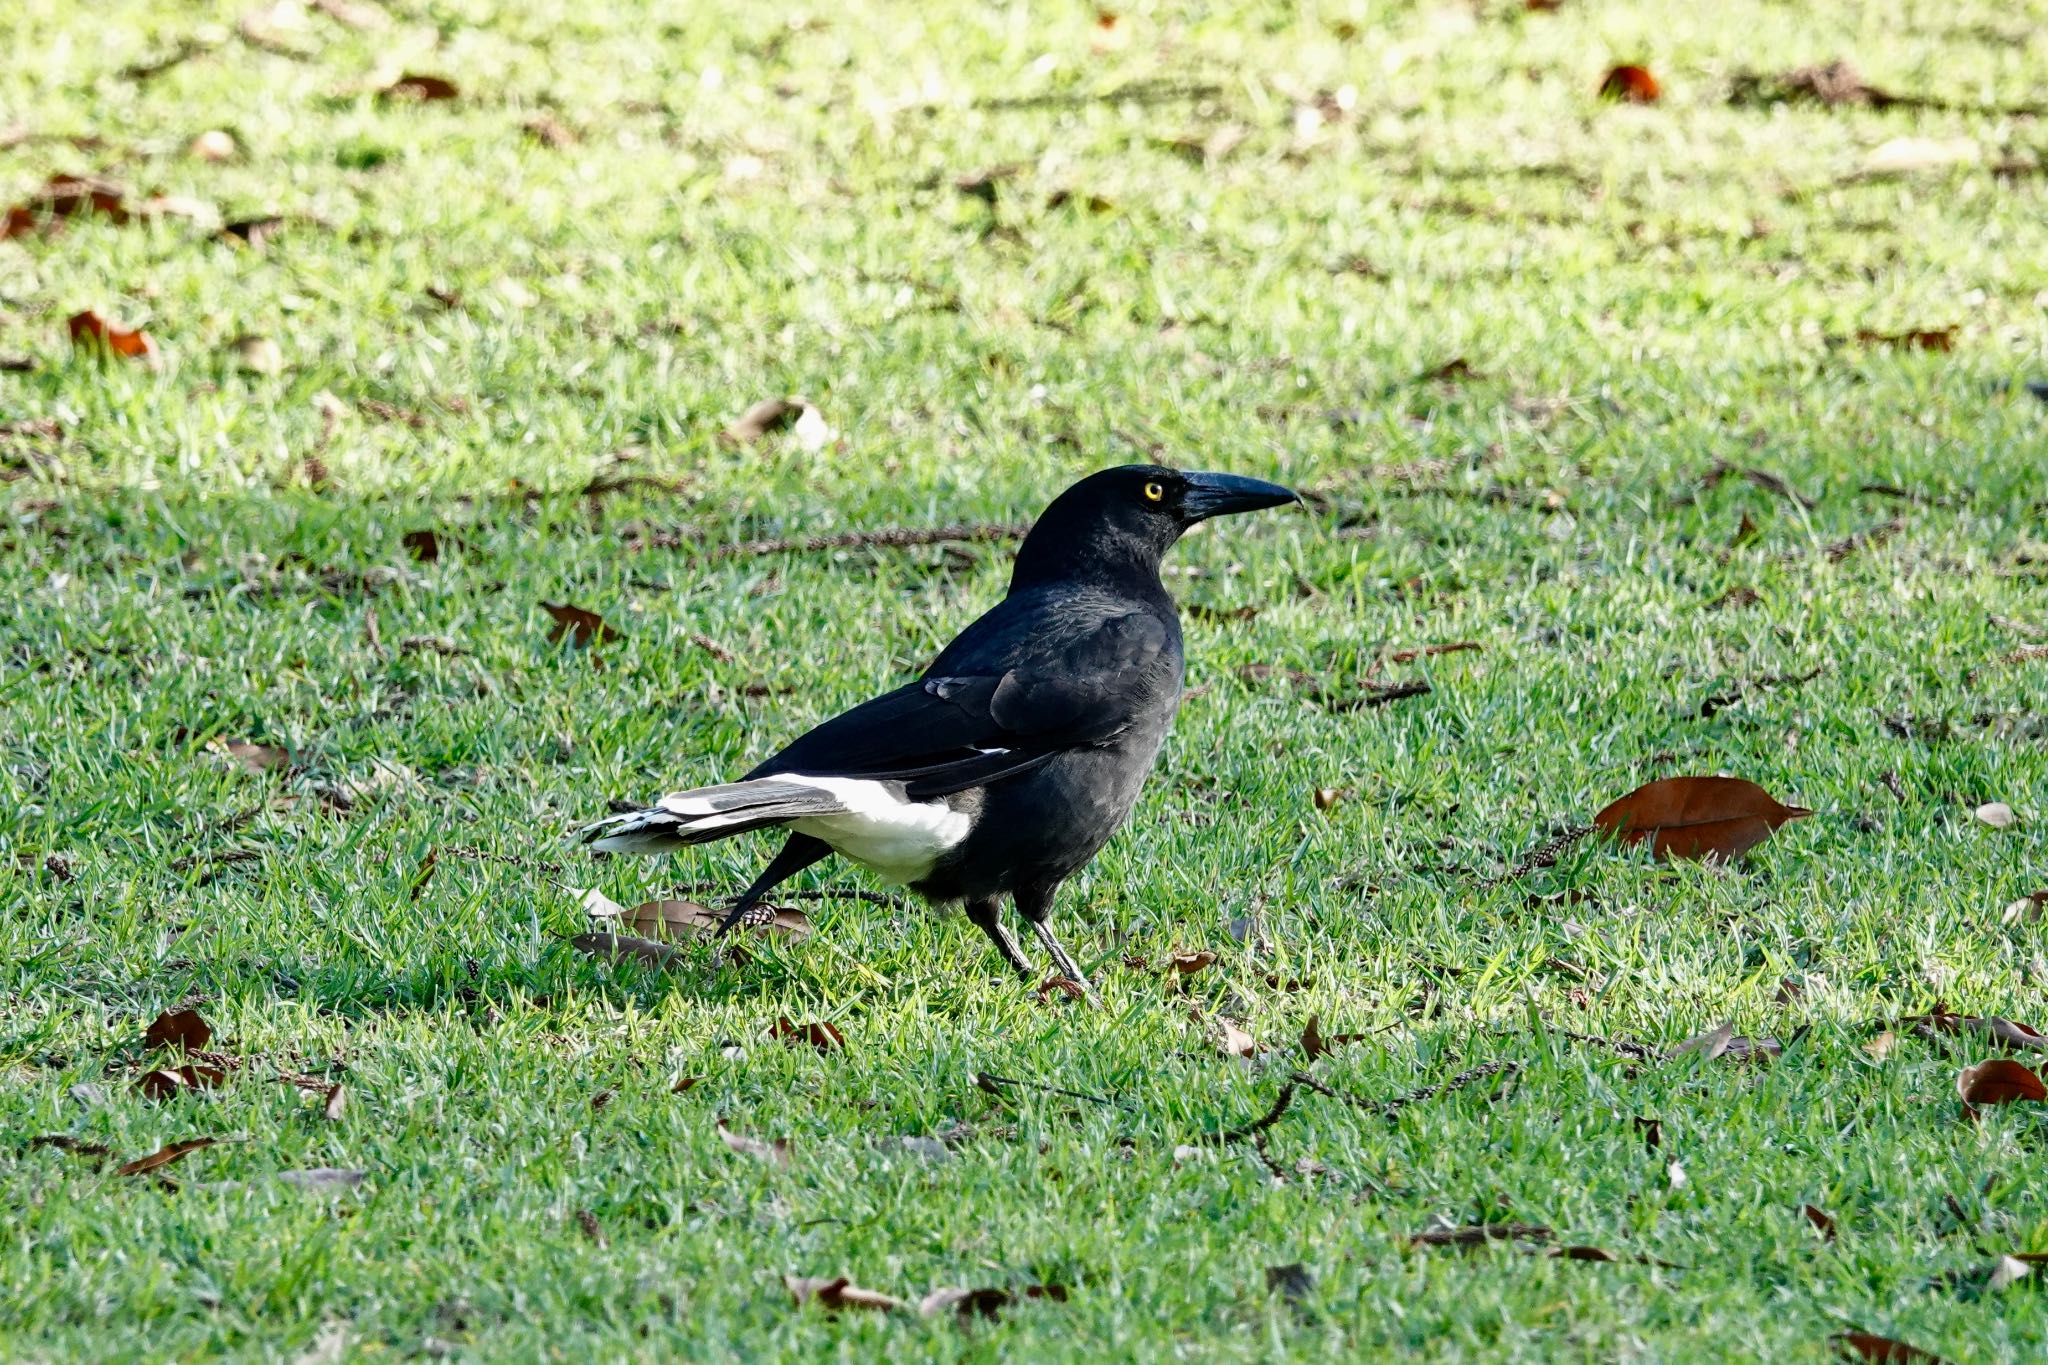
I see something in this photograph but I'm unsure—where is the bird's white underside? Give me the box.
[777,774,973,885]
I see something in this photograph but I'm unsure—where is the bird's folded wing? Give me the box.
[748,611,1169,796]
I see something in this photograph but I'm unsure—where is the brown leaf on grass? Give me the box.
[1599,65,1661,104]
[1974,801,2017,829]
[1855,327,1956,352]
[220,215,286,250]
[214,739,289,775]
[1905,1011,2048,1051]
[620,898,812,943]
[1805,1204,1838,1242]
[570,931,693,969]
[67,311,159,366]
[542,602,624,648]
[722,397,809,444]
[1300,1015,1372,1061]
[1312,787,1348,812]
[1730,61,1903,110]
[772,1017,845,1053]
[1830,1331,1946,1364]
[1037,975,1086,1003]
[1956,1059,2047,1116]
[785,1275,904,1312]
[1264,1263,1315,1302]
[1669,1021,1736,1060]
[115,1135,219,1176]
[400,529,445,562]
[1593,775,1811,862]
[671,1075,703,1094]
[718,1119,791,1167]
[145,1008,213,1052]
[2003,893,2048,927]
[918,1286,1013,1321]
[575,1207,604,1245]
[1214,1016,1259,1058]
[380,73,459,102]
[322,1083,347,1121]
[1169,949,1217,975]
[1865,1031,1899,1061]
[138,1063,227,1100]
[1409,1223,1553,1249]
[2,174,128,239]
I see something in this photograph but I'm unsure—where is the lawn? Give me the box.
[4,0,2048,1359]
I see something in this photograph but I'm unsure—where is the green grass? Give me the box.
[5,0,2048,1359]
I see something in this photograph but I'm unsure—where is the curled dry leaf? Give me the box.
[381,73,458,102]
[771,1017,845,1053]
[784,1276,904,1312]
[2,174,128,238]
[1300,1015,1372,1061]
[1214,1016,1259,1058]
[213,738,289,775]
[621,898,812,943]
[1593,775,1811,862]
[1312,787,1348,812]
[1169,949,1217,976]
[67,311,159,366]
[144,1008,213,1052]
[1974,802,2017,829]
[1956,1059,2047,1116]
[671,1075,703,1094]
[115,1135,220,1177]
[1856,327,1956,352]
[1804,1204,1838,1242]
[1599,65,1661,104]
[717,1119,790,1167]
[1830,1331,1946,1364]
[322,1083,347,1121]
[138,1063,227,1099]
[1906,1011,2048,1052]
[542,602,624,648]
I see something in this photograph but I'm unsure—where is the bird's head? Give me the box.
[1011,464,1299,589]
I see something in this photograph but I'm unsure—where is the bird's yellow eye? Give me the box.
[1143,481,1165,503]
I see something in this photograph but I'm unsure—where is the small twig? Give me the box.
[974,1071,1119,1106]
[1212,1079,1300,1144]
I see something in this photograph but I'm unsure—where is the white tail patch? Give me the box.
[779,774,972,885]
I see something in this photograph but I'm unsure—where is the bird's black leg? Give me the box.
[964,898,1033,979]
[714,833,832,936]
[1014,884,1090,990]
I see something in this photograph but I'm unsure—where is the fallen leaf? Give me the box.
[2,174,128,239]
[1037,975,1086,1002]
[718,1119,790,1167]
[1865,1031,1899,1061]
[220,215,286,250]
[1669,1021,1735,1060]
[722,397,804,444]
[1957,1058,2047,1116]
[1856,327,1956,352]
[620,898,812,942]
[380,73,458,102]
[1862,136,1978,175]
[1804,1204,1838,1242]
[1169,949,1217,975]
[1593,775,1811,862]
[1599,65,1661,104]
[66,311,159,366]
[542,602,624,648]
[1987,1255,2034,1293]
[918,1286,1011,1321]
[671,1075,703,1094]
[1830,1331,1946,1364]
[399,529,445,562]
[1215,1017,1259,1058]
[1300,1015,1372,1061]
[1408,1223,1553,1249]
[138,1063,227,1099]
[1974,802,2017,829]
[115,1135,219,1176]
[322,1083,347,1121]
[145,1008,213,1052]
[785,1276,903,1312]
[279,1167,365,1189]
[1265,1263,1315,1302]
[771,1017,845,1053]
[189,129,237,161]
[2003,894,2048,927]
[1386,641,1481,664]
[213,739,288,774]
[1908,1012,2048,1051]
[1312,787,1348,812]
[569,931,690,969]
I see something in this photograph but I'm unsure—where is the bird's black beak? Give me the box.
[1179,471,1300,522]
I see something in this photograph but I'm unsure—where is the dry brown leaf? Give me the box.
[718,1119,790,1167]
[771,1017,845,1053]
[542,602,624,648]
[1974,802,2017,829]
[1300,1015,1372,1061]
[381,73,458,102]
[221,215,286,250]
[322,1083,347,1121]
[2,174,128,239]
[1804,1204,1838,1242]
[1957,1059,2047,1116]
[671,1075,703,1094]
[918,1286,1012,1321]
[1593,775,1811,862]
[214,739,289,774]
[1905,1011,2048,1051]
[1830,1331,1946,1364]
[784,1275,903,1312]
[67,310,159,366]
[1855,327,1956,352]
[1312,787,1348,812]
[620,898,812,942]
[115,1135,220,1176]
[2003,893,2048,927]
[1214,1016,1259,1058]
[1037,975,1086,1003]
[569,931,690,969]
[1865,1031,1899,1061]
[523,115,576,148]
[144,1008,212,1052]
[1169,949,1217,976]
[1599,65,1661,104]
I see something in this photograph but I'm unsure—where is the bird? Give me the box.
[574,464,1298,988]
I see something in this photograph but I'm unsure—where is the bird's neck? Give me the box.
[1009,522,1171,599]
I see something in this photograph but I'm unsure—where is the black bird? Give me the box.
[575,464,1298,987]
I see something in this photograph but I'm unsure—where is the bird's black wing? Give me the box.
[747,608,1172,797]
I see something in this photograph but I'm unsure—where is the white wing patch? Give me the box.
[779,774,972,885]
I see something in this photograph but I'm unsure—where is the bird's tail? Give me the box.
[572,777,847,853]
